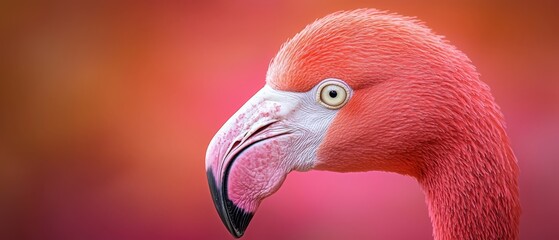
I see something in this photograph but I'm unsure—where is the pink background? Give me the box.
[2,1,558,239]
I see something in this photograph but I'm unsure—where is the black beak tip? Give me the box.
[207,169,254,238]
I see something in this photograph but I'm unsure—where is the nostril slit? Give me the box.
[224,121,279,162]
[231,139,242,151]
[251,121,276,137]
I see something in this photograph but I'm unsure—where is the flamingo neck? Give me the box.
[419,134,520,240]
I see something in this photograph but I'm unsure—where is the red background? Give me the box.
[2,1,558,239]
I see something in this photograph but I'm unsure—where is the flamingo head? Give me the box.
[205,9,479,237]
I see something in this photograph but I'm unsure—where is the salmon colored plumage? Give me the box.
[207,9,520,240]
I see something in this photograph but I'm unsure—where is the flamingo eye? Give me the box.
[317,79,350,109]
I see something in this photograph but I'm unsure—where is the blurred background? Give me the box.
[1,0,558,239]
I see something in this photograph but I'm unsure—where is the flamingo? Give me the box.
[205,9,520,240]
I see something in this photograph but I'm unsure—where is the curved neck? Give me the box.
[419,134,520,239]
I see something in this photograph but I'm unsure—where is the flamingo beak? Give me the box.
[205,86,298,237]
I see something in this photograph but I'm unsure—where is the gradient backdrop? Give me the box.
[2,1,558,239]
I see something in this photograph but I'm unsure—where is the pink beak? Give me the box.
[205,86,297,237]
